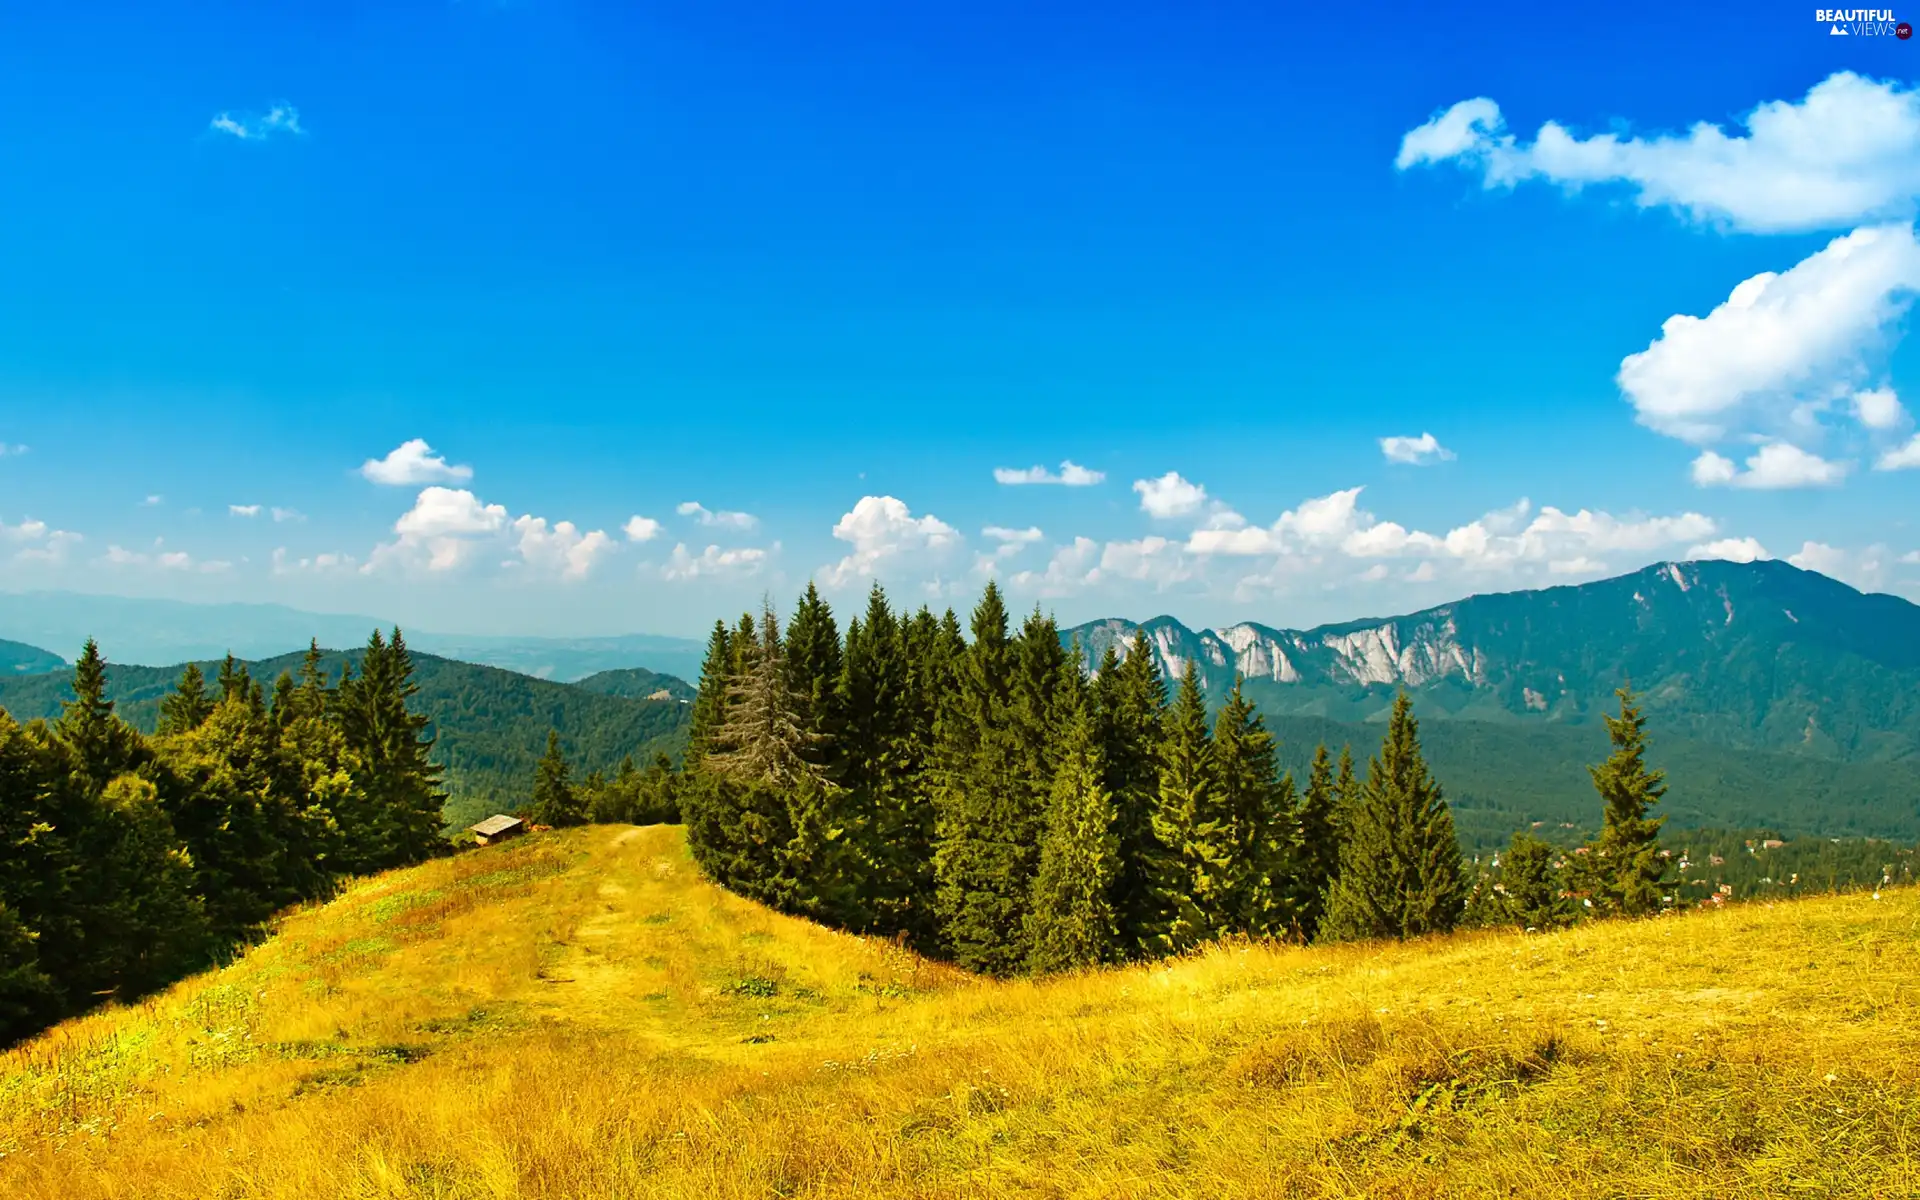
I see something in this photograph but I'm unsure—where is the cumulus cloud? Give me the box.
[663,543,770,582]
[1188,487,1373,556]
[1853,386,1908,430]
[1133,472,1210,519]
[1688,536,1770,563]
[2,516,80,565]
[209,103,304,142]
[1379,432,1455,465]
[360,439,473,486]
[993,460,1105,486]
[1690,442,1850,489]
[1617,225,1920,445]
[1397,72,1920,233]
[229,504,262,517]
[364,486,614,580]
[272,507,303,523]
[623,515,663,542]
[677,501,759,531]
[100,544,224,573]
[821,496,959,587]
[1878,433,1920,470]
[511,516,615,582]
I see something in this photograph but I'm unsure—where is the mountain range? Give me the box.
[0,591,707,682]
[1065,559,1920,763]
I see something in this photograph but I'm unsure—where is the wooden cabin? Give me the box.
[469,814,527,846]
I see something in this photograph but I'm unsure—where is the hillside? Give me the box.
[0,649,691,832]
[1068,559,1920,762]
[0,638,62,676]
[1,824,1914,1198]
[574,665,698,702]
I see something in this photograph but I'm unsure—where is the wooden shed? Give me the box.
[469,814,527,846]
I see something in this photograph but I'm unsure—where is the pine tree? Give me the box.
[1321,693,1465,942]
[215,653,250,705]
[1582,686,1669,917]
[1334,745,1356,818]
[1094,632,1168,958]
[1213,679,1296,937]
[931,580,1034,975]
[530,730,586,827]
[268,671,297,728]
[295,640,330,719]
[55,640,143,787]
[1293,743,1343,940]
[784,583,844,766]
[1488,831,1574,930]
[1025,698,1120,973]
[334,628,446,868]
[157,662,217,735]
[1149,665,1234,952]
[0,902,57,1045]
[837,584,919,935]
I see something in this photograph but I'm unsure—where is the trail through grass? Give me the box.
[3,824,1918,1198]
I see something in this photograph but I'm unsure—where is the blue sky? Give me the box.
[2,0,1919,638]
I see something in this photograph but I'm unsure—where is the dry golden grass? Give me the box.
[3,823,1918,1199]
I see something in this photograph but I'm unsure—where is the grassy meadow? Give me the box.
[3,823,1918,1198]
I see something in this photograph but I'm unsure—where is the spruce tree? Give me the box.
[1320,693,1464,942]
[1094,632,1168,958]
[1025,698,1120,973]
[837,584,920,935]
[334,628,446,867]
[55,639,142,786]
[269,671,297,728]
[784,583,844,765]
[1582,686,1669,917]
[530,730,586,827]
[1213,679,1297,938]
[1489,831,1574,930]
[1293,743,1343,940]
[931,580,1033,974]
[1149,665,1234,952]
[157,662,216,736]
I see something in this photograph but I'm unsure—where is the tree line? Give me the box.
[676,581,1673,976]
[0,630,445,1044]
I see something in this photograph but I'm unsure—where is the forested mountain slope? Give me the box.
[1067,559,1920,762]
[0,647,691,831]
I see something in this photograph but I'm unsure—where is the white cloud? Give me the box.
[820,495,959,587]
[1133,471,1210,519]
[1009,537,1104,597]
[1189,487,1374,556]
[229,504,262,517]
[360,439,473,486]
[209,103,304,142]
[1901,550,1920,565]
[1688,537,1771,563]
[1787,540,1848,576]
[142,494,163,507]
[1853,386,1908,430]
[1618,224,1920,444]
[100,544,222,573]
[663,542,770,582]
[1548,556,1609,575]
[510,516,615,582]
[2,517,81,566]
[982,525,1044,560]
[1379,432,1456,465]
[676,501,759,531]
[993,460,1106,486]
[1877,433,1920,470]
[623,515,663,543]
[0,443,26,456]
[1691,441,1851,489]
[1397,72,1920,233]
[272,548,358,576]
[272,507,303,523]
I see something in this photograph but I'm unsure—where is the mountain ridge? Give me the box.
[1063,559,1920,763]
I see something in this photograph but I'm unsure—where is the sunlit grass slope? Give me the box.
[4,825,1919,1199]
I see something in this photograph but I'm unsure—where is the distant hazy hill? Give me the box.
[573,666,697,702]
[0,590,707,681]
[0,638,63,675]
[0,648,692,833]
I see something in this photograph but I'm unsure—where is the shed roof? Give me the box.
[470,814,526,837]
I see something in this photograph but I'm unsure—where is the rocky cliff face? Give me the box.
[1063,559,1920,761]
